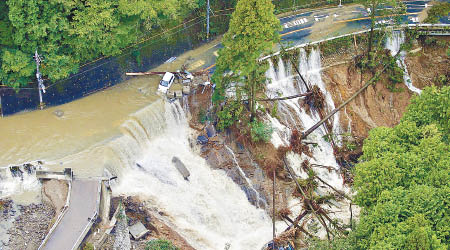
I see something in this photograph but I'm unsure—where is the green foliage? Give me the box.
[424,2,450,24]
[249,120,273,143]
[271,101,279,118]
[357,0,405,63]
[313,86,450,249]
[320,36,353,57]
[216,100,244,130]
[347,86,450,249]
[384,52,404,92]
[0,0,198,88]
[82,243,94,250]
[0,49,35,88]
[198,108,211,124]
[212,0,281,124]
[401,86,450,143]
[352,186,449,249]
[354,122,449,207]
[146,239,178,250]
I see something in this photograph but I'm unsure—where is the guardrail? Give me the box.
[260,23,450,61]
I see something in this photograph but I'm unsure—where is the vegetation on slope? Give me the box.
[212,0,280,132]
[310,86,450,249]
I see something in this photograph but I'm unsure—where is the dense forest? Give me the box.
[0,0,200,88]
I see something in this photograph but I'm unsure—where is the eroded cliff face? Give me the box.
[322,63,413,138]
[322,40,448,139]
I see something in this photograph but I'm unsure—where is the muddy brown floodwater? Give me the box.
[0,38,220,202]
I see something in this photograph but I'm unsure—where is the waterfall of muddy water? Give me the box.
[0,40,219,204]
[266,48,353,238]
[385,31,422,94]
[111,100,272,250]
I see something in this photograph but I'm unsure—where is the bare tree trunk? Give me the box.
[272,170,276,249]
[367,4,376,62]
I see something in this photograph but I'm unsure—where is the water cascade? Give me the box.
[265,48,352,237]
[385,31,422,94]
[224,145,267,208]
[0,164,41,201]
[108,99,272,250]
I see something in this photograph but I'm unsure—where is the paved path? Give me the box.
[41,180,100,250]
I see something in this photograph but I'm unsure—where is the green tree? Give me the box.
[212,0,281,123]
[401,86,450,143]
[310,87,450,249]
[0,0,198,88]
[350,86,450,249]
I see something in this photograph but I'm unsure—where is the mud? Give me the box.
[42,180,68,214]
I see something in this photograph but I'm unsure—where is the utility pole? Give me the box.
[34,50,46,110]
[206,0,210,40]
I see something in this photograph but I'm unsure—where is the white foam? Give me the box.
[111,100,272,250]
[385,31,422,94]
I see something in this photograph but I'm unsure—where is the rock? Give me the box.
[129,222,149,240]
[205,124,216,138]
[197,135,208,145]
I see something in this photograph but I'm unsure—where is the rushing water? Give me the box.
[111,100,272,250]
[0,40,272,249]
[265,48,352,237]
[385,31,422,94]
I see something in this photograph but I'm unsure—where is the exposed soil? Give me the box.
[322,36,449,138]
[42,180,68,214]
[405,37,450,88]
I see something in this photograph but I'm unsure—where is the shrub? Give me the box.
[198,109,208,124]
[82,243,94,250]
[249,120,273,143]
[146,239,178,250]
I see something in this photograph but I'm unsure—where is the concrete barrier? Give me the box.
[36,168,73,181]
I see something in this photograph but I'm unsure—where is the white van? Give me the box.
[158,72,175,93]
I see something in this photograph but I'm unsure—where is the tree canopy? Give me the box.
[311,86,450,249]
[0,0,198,88]
[212,0,280,127]
[352,86,450,249]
